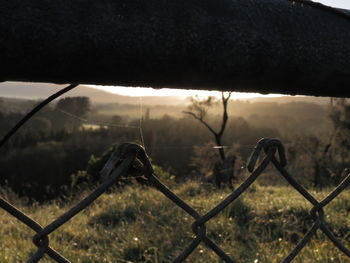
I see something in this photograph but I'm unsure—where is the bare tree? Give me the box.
[184,92,235,188]
[184,92,231,161]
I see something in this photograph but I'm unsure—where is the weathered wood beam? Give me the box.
[1,0,350,97]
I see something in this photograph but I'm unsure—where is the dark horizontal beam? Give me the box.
[1,0,350,97]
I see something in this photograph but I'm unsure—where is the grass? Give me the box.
[1,181,350,263]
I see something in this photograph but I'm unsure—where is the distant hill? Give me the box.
[0,82,185,105]
[247,95,330,105]
[0,83,332,132]
[0,81,331,106]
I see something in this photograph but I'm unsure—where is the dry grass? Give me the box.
[1,182,350,263]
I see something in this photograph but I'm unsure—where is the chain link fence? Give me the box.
[1,3,350,260]
[1,83,350,262]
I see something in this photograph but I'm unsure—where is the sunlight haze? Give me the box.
[87,85,284,99]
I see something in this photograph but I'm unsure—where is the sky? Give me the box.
[87,86,284,100]
[316,0,350,9]
[89,0,350,99]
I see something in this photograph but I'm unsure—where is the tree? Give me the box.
[327,98,350,181]
[53,97,91,131]
[184,93,231,160]
[287,98,350,187]
[287,135,332,187]
[56,97,91,118]
[183,92,235,188]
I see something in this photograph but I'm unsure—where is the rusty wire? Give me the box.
[2,132,350,262]
[0,84,78,148]
[1,1,350,258]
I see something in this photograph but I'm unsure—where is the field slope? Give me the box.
[1,182,350,263]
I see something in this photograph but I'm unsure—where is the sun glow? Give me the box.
[88,85,284,100]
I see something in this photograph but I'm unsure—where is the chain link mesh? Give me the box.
[1,1,350,259]
[1,137,350,262]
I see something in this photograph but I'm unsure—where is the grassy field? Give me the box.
[1,181,350,263]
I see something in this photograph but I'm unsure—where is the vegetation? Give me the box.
[0,95,280,199]
[3,94,350,199]
[183,93,232,161]
[1,181,350,263]
[1,93,350,262]
[184,93,235,188]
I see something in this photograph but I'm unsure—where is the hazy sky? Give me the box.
[317,0,350,9]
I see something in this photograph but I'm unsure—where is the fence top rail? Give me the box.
[1,0,350,97]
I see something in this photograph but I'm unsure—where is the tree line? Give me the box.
[0,95,348,200]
